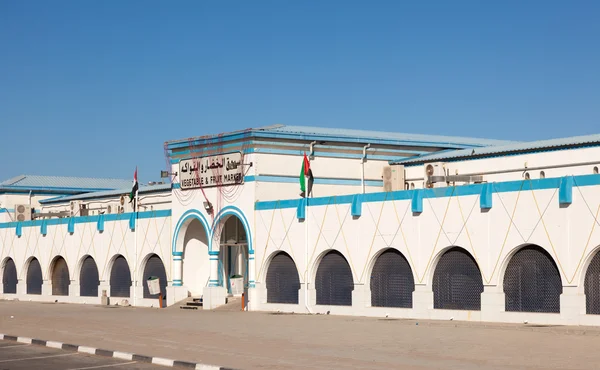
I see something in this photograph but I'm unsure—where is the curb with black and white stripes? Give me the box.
[0,333,234,370]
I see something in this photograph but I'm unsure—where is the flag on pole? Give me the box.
[129,167,138,209]
[299,153,314,198]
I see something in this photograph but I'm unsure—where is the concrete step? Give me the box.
[179,297,203,310]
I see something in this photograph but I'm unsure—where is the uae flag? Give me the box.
[299,153,314,198]
[129,167,138,208]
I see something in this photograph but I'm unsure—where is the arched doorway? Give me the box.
[503,245,562,313]
[315,251,353,306]
[182,218,210,297]
[433,247,483,310]
[110,255,132,298]
[2,258,17,294]
[266,252,300,304]
[370,249,414,308]
[26,258,42,295]
[51,256,70,296]
[585,250,600,314]
[80,256,99,297]
[143,254,167,300]
[217,215,249,296]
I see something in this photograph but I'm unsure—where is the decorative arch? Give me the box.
[266,251,300,304]
[503,244,562,313]
[50,255,70,296]
[369,248,415,308]
[2,257,17,294]
[210,206,253,253]
[172,209,211,255]
[315,250,354,306]
[78,255,99,297]
[141,254,168,299]
[432,247,483,311]
[109,255,132,298]
[25,257,42,295]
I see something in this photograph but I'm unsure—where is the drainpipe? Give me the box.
[361,144,371,194]
[309,141,317,159]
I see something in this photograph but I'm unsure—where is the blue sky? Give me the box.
[1,1,599,182]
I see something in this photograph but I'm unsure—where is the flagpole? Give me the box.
[134,177,139,307]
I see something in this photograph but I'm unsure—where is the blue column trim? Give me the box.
[480,183,493,209]
[351,194,363,217]
[68,217,75,234]
[411,190,423,213]
[173,251,183,257]
[559,176,573,205]
[40,220,47,236]
[97,214,105,232]
[208,251,219,256]
[129,213,136,230]
[296,198,307,220]
[16,223,22,237]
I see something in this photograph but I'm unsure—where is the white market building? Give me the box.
[2,124,600,326]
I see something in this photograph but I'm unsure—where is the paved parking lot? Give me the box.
[0,339,163,370]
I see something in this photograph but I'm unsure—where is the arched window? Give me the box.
[266,252,300,304]
[370,249,414,308]
[433,247,483,310]
[315,251,353,306]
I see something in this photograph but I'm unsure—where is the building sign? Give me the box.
[179,152,244,190]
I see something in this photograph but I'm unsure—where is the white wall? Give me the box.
[252,174,600,325]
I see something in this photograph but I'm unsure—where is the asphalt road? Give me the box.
[0,340,164,370]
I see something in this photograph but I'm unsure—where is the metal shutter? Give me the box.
[51,257,70,296]
[26,258,42,295]
[266,252,300,304]
[586,251,600,314]
[316,251,353,306]
[142,255,167,299]
[504,246,562,313]
[80,256,99,297]
[370,249,414,308]
[2,258,17,294]
[110,256,132,297]
[433,247,483,310]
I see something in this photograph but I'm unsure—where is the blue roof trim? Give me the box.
[254,174,600,211]
[0,209,171,229]
[166,125,514,151]
[396,133,600,165]
[40,183,171,204]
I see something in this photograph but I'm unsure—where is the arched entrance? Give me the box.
[26,258,42,295]
[370,249,414,308]
[504,245,562,313]
[217,215,249,296]
[143,254,167,300]
[266,252,300,304]
[182,218,210,297]
[432,247,483,310]
[110,255,132,298]
[2,258,17,294]
[51,256,70,296]
[80,256,99,297]
[315,250,353,306]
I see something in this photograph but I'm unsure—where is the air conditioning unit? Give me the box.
[382,164,405,192]
[424,162,446,188]
[106,203,120,214]
[14,204,32,222]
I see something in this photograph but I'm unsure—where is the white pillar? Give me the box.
[560,286,585,325]
[172,253,183,286]
[248,253,256,288]
[481,285,505,322]
[209,252,219,287]
[412,284,433,319]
